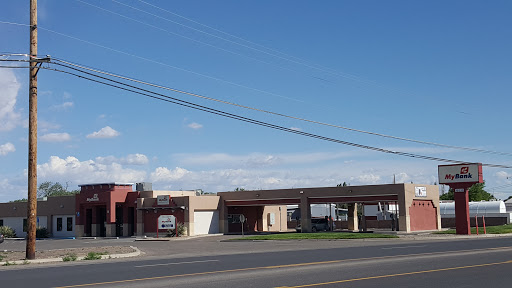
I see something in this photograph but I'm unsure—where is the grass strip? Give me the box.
[230,232,398,240]
[434,223,512,234]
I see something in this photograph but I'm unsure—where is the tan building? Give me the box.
[218,183,441,233]
[0,182,441,238]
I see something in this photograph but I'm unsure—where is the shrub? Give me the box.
[36,227,50,238]
[83,252,108,260]
[167,222,186,237]
[0,226,16,238]
[62,254,78,262]
[2,261,16,266]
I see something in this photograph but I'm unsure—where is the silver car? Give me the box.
[295,218,330,232]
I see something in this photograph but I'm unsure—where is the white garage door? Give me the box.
[194,211,219,235]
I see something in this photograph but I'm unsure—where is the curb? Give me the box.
[0,246,141,266]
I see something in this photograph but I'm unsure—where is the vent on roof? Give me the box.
[136,182,152,192]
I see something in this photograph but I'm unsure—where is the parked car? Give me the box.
[0,234,4,244]
[295,218,331,232]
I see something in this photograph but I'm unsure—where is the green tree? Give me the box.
[439,183,495,201]
[37,181,79,198]
[337,182,349,187]
[439,188,454,201]
[468,183,495,201]
[234,187,245,191]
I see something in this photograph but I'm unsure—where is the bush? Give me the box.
[36,227,49,238]
[0,226,17,238]
[83,252,108,260]
[62,254,78,262]
[167,222,186,237]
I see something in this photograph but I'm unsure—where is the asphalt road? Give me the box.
[2,237,512,287]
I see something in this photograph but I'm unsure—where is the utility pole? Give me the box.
[27,0,38,260]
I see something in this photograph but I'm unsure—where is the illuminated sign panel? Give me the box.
[438,164,482,184]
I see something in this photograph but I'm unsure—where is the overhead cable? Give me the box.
[51,57,512,157]
[12,60,510,169]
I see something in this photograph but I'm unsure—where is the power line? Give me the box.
[3,54,512,158]
[77,0,326,85]
[0,20,315,105]
[4,59,510,169]
[50,57,512,157]
[135,0,423,98]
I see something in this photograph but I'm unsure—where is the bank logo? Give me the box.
[445,166,472,180]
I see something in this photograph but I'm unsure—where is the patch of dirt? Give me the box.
[0,246,136,262]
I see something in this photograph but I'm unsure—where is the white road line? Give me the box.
[135,259,219,268]
[381,245,427,250]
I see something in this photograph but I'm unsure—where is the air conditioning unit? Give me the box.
[136,182,152,192]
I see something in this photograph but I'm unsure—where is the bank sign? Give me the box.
[158,215,176,230]
[438,163,482,184]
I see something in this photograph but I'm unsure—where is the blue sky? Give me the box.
[1,0,512,202]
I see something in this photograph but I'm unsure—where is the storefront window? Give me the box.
[67,217,73,231]
[57,218,63,231]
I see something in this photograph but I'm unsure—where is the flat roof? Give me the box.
[78,182,134,187]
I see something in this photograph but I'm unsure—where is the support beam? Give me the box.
[347,203,358,232]
[299,196,311,232]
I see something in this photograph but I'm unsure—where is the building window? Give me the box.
[67,217,73,231]
[0,219,3,226]
[23,218,27,232]
[57,218,63,231]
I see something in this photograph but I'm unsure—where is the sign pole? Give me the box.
[454,186,471,235]
[439,163,483,235]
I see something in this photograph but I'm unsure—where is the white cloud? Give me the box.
[36,156,146,184]
[39,120,62,132]
[40,133,71,142]
[173,151,356,168]
[0,69,22,131]
[95,153,149,165]
[495,171,510,179]
[50,101,74,110]
[87,126,120,139]
[187,122,203,130]
[150,167,190,182]
[0,142,15,156]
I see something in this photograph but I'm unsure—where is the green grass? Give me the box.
[230,232,398,240]
[435,223,512,234]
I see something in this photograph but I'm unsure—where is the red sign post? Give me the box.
[438,163,483,235]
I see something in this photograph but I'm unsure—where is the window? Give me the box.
[0,219,3,226]
[67,217,73,231]
[57,218,63,231]
[23,218,27,232]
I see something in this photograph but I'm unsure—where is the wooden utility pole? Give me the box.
[26,0,38,260]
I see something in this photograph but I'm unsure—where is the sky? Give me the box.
[1,0,512,202]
